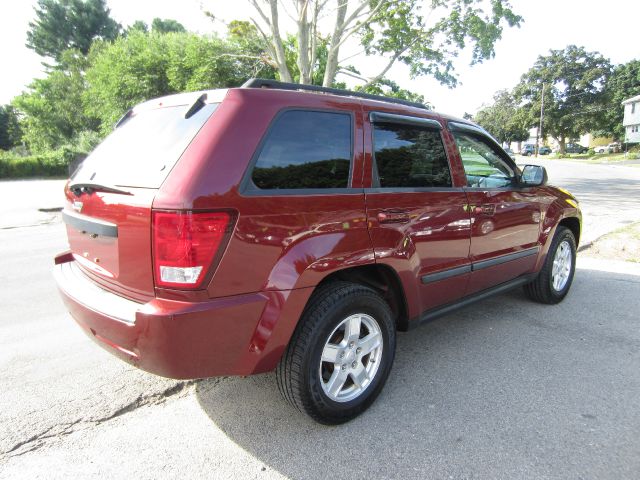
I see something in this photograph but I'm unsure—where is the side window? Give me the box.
[453,132,515,188]
[251,110,352,190]
[372,123,451,188]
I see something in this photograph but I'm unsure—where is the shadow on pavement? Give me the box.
[196,265,640,479]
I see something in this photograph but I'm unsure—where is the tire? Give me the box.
[524,226,576,304]
[276,281,396,424]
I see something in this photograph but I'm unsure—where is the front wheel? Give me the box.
[276,282,396,424]
[524,226,577,304]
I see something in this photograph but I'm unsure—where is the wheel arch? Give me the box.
[558,216,581,246]
[315,264,410,331]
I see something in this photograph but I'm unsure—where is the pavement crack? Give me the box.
[92,381,197,426]
[3,421,82,458]
[2,381,197,459]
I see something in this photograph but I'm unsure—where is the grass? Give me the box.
[561,152,639,164]
[582,222,640,263]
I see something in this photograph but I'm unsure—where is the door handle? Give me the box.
[377,210,410,224]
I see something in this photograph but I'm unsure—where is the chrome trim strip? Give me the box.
[62,210,118,238]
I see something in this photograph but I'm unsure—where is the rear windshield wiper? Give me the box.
[115,109,133,128]
[69,182,132,197]
[184,93,207,119]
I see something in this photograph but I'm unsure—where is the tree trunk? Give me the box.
[296,0,312,84]
[322,0,347,87]
[268,0,292,82]
[559,135,566,154]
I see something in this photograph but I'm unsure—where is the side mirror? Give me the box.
[520,164,548,186]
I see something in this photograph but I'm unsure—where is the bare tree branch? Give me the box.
[332,0,387,52]
[362,37,421,88]
[336,68,369,82]
[338,48,366,64]
[249,16,279,64]
[248,0,271,26]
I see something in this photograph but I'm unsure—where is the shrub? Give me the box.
[0,147,79,178]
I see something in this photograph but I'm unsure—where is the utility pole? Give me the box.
[537,84,545,158]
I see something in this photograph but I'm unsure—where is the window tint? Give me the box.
[251,111,352,189]
[72,103,217,188]
[453,132,515,188]
[372,123,451,188]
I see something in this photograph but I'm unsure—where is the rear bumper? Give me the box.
[54,257,312,379]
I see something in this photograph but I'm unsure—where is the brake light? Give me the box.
[152,211,232,289]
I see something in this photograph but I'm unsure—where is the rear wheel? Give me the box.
[524,226,576,304]
[276,281,396,424]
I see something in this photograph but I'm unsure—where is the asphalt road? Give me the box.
[519,158,640,246]
[1,162,639,479]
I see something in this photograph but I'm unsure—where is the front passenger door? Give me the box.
[450,125,542,294]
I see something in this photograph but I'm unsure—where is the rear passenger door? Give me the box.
[449,123,542,294]
[364,112,472,316]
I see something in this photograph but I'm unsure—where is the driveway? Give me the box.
[1,165,639,479]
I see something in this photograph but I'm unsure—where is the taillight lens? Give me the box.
[152,211,232,289]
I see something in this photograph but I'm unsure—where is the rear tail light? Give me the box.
[152,211,232,289]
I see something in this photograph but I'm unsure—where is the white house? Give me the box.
[622,94,640,143]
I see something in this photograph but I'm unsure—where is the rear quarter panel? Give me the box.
[154,88,374,298]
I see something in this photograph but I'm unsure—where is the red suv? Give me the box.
[54,79,581,424]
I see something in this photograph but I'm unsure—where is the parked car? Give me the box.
[538,146,552,155]
[565,143,588,154]
[504,147,516,160]
[54,79,582,424]
[595,142,621,154]
[520,144,535,156]
[609,142,622,153]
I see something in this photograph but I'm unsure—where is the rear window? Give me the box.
[250,110,352,190]
[72,102,217,188]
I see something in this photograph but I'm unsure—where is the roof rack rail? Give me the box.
[241,78,430,110]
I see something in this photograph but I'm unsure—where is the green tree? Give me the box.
[0,106,23,150]
[151,18,186,34]
[84,31,277,133]
[358,78,428,105]
[26,0,120,62]
[601,60,640,140]
[12,51,99,152]
[516,45,612,153]
[474,90,530,145]
[126,20,149,34]
[233,0,521,87]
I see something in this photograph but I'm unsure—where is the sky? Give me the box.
[0,0,638,116]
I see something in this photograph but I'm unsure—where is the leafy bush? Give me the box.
[0,147,79,178]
